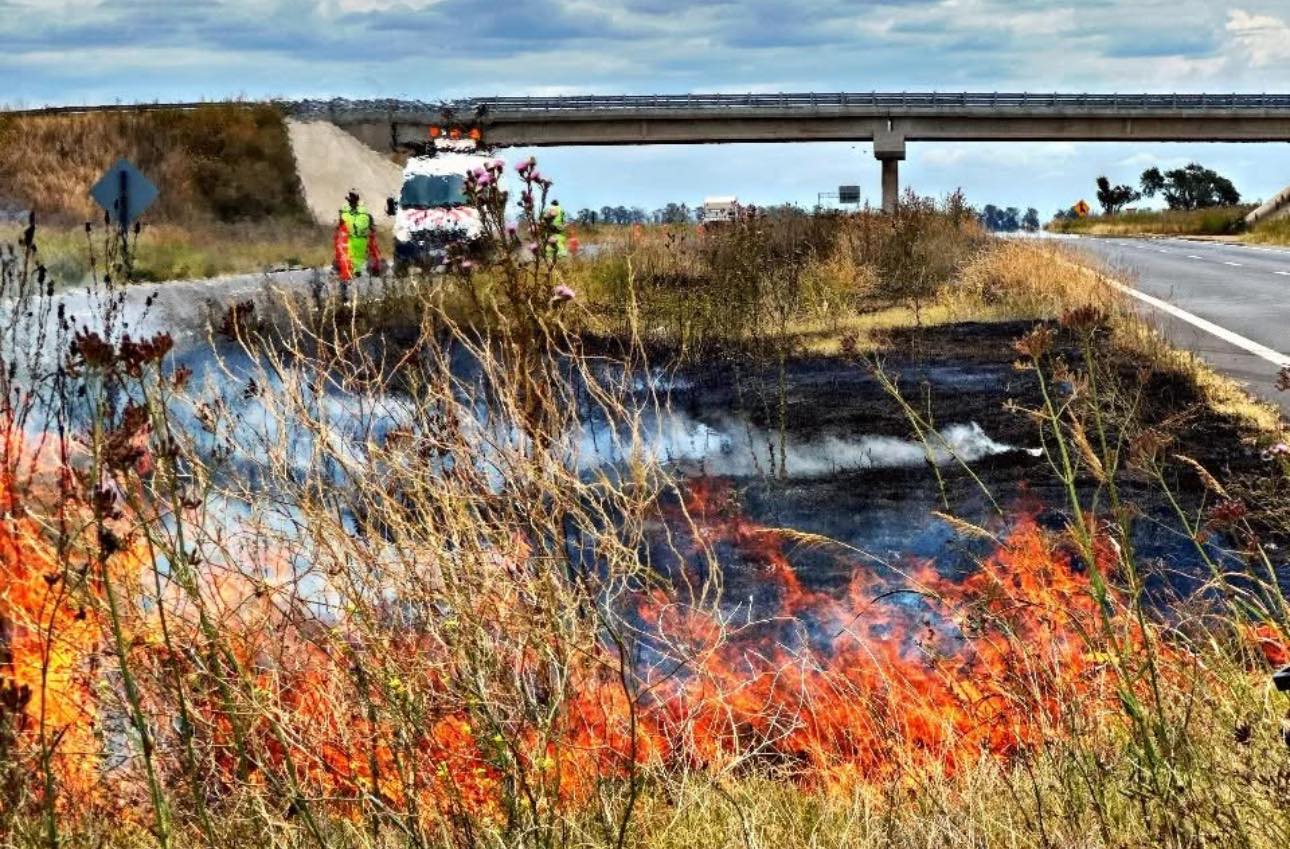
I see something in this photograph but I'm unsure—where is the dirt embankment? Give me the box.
[285,119,403,226]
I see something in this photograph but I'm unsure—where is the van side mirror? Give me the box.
[386,197,397,216]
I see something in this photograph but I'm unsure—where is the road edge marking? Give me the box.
[1106,280,1290,368]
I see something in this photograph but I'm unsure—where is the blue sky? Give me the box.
[8,0,1290,216]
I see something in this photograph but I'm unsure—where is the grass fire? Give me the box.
[1,157,1288,849]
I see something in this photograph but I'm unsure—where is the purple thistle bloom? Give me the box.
[551,284,576,302]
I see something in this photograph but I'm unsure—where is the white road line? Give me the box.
[1187,255,1203,260]
[1223,261,1243,267]
[1276,271,1290,276]
[1108,281,1290,368]
[1158,249,1170,253]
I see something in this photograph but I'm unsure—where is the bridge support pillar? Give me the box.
[874,131,907,214]
[880,158,900,213]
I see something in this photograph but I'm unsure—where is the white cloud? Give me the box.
[1226,9,1290,67]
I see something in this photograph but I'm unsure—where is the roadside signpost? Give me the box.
[91,158,158,232]
[1073,199,1091,218]
[90,158,158,278]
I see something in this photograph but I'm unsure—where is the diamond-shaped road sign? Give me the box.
[90,158,159,228]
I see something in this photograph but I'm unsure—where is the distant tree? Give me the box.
[764,203,808,218]
[575,208,597,225]
[599,205,615,224]
[655,202,692,224]
[1095,176,1141,215]
[1140,163,1241,210]
[980,204,1021,232]
[1022,207,1041,231]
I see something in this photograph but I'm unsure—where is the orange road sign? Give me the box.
[1074,199,1091,218]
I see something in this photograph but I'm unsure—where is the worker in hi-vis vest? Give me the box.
[546,199,569,258]
[333,189,381,280]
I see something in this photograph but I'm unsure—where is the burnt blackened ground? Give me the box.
[644,320,1277,607]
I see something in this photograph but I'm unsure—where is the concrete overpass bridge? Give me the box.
[13,93,1290,212]
[318,92,1290,212]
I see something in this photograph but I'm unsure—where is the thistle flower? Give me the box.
[551,284,576,303]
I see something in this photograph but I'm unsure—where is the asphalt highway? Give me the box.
[1071,236,1290,417]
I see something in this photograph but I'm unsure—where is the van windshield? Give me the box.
[400,174,468,209]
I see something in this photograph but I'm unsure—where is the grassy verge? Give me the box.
[1246,214,1290,246]
[31,218,340,285]
[3,186,1288,848]
[1046,205,1252,237]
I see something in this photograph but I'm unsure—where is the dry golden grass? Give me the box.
[1246,214,1290,246]
[951,238,1120,318]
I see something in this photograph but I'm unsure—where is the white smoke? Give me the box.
[577,412,1024,478]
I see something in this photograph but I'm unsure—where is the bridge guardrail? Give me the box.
[8,93,1290,121]
[462,92,1290,112]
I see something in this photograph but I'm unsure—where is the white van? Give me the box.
[389,147,502,271]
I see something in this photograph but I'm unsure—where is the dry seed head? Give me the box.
[1174,454,1230,499]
